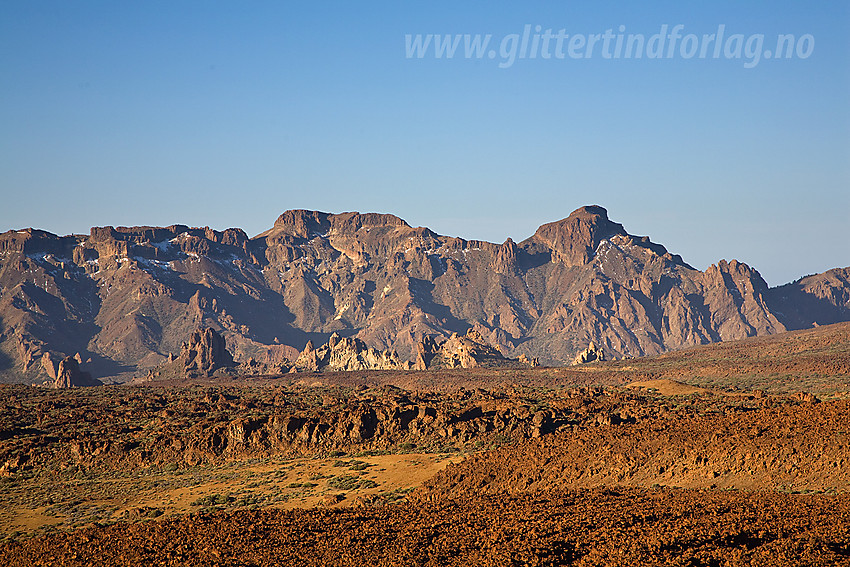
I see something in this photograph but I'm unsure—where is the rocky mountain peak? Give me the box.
[704,259,772,298]
[0,228,77,257]
[327,212,410,234]
[268,210,332,239]
[530,205,628,266]
[266,210,411,240]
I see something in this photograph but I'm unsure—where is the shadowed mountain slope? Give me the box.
[0,206,847,383]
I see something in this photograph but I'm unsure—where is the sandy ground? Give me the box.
[0,452,464,536]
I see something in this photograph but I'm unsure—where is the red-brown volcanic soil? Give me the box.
[421,398,850,496]
[1,488,849,566]
[3,394,850,566]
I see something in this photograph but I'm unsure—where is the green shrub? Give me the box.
[190,493,230,507]
[328,475,378,491]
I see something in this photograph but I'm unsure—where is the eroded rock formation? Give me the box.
[180,328,234,376]
[414,328,531,370]
[52,355,100,388]
[295,333,411,372]
[572,342,605,365]
[141,327,288,381]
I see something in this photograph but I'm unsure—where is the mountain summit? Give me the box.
[0,206,847,384]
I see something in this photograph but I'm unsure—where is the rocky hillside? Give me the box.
[420,398,850,498]
[0,206,847,383]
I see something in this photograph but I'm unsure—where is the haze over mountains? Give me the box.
[0,205,847,384]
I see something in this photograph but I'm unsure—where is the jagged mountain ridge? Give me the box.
[0,205,847,384]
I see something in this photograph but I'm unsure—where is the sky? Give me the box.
[1,1,848,286]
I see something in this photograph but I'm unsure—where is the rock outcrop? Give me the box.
[41,352,60,381]
[52,355,100,388]
[414,329,533,370]
[295,333,411,372]
[38,351,100,388]
[142,328,238,380]
[492,238,519,273]
[141,328,291,381]
[572,342,605,365]
[179,328,234,376]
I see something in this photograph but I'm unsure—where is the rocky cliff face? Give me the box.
[0,206,847,383]
[768,268,850,329]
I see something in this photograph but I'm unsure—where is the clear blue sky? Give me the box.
[1,1,848,285]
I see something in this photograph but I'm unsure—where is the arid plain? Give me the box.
[1,322,849,565]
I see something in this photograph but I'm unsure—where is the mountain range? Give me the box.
[0,205,847,384]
